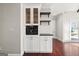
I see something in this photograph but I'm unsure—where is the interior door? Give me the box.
[70,22,79,40]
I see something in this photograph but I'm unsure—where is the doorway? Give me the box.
[70,22,79,40]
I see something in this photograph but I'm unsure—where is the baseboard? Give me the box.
[8,54,20,56]
[53,37,63,42]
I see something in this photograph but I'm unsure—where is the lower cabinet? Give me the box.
[24,36,40,53]
[24,36,52,53]
[32,36,40,52]
[24,36,33,52]
[40,36,52,53]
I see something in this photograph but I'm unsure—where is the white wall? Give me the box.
[55,13,63,41]
[55,11,79,42]
[0,3,20,54]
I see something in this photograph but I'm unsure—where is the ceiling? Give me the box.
[41,3,79,15]
[23,3,79,15]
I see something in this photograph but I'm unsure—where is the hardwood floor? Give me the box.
[64,43,79,56]
[23,38,64,56]
[53,38,64,56]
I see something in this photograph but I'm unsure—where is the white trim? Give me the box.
[20,3,24,56]
[8,54,20,56]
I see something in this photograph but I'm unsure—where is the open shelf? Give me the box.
[40,20,51,25]
[40,12,51,17]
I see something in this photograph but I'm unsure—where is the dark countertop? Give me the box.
[40,34,53,36]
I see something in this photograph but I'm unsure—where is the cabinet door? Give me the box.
[40,36,52,53]
[33,8,38,24]
[33,36,40,52]
[24,36,33,52]
[46,37,52,53]
[40,36,47,53]
[26,8,31,24]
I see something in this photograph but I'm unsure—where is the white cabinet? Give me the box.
[24,36,40,53]
[46,37,52,52]
[24,36,33,52]
[24,36,52,53]
[24,5,40,53]
[23,4,53,53]
[25,8,39,25]
[32,36,40,52]
[40,36,52,53]
[40,36,47,52]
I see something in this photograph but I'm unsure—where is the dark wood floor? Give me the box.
[23,38,64,56]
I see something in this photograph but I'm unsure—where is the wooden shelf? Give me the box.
[40,12,51,17]
[40,20,51,25]
[40,20,51,22]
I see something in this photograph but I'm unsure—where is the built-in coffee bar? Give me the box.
[23,4,53,53]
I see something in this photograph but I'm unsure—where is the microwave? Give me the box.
[26,25,38,35]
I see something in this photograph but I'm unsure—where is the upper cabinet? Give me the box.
[26,8,39,25]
